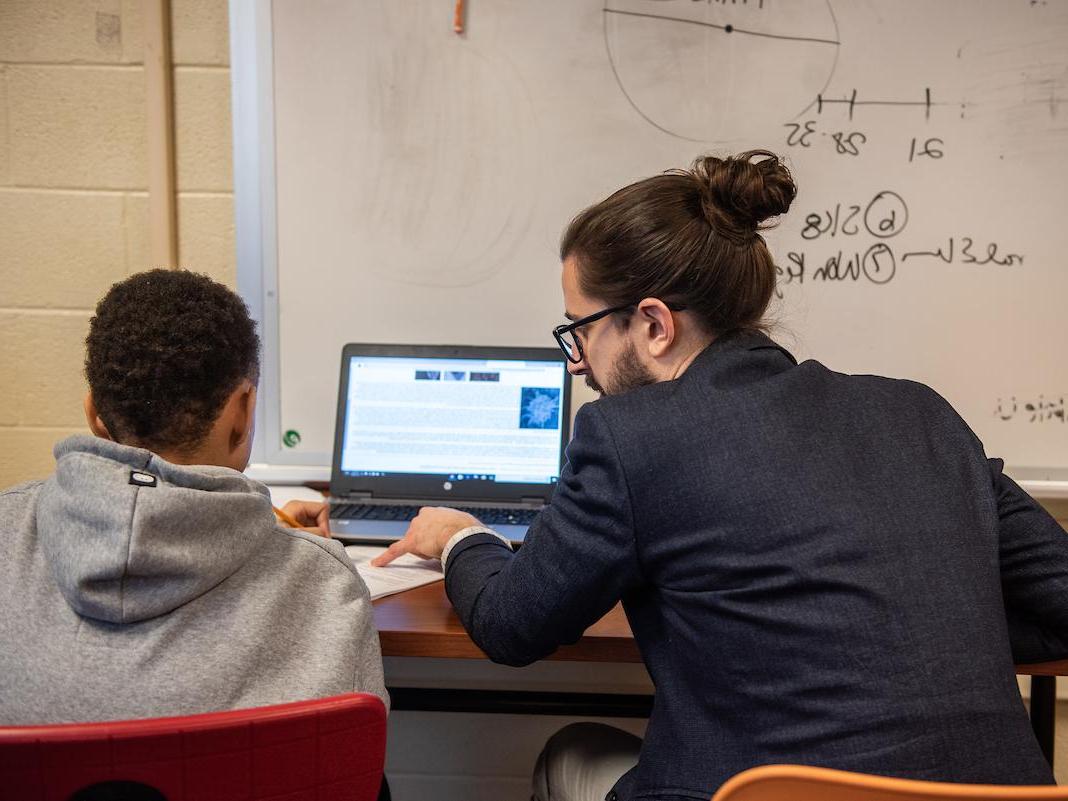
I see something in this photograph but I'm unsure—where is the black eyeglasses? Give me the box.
[552,301,687,364]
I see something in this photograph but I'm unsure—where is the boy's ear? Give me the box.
[230,382,257,448]
[83,393,113,440]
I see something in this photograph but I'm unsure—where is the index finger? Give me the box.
[370,537,411,567]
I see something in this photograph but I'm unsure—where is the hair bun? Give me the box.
[691,150,796,241]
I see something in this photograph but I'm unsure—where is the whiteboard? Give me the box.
[230,0,1068,494]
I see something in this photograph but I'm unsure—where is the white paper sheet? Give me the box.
[345,545,444,601]
[263,484,327,506]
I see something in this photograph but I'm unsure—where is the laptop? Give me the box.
[328,343,572,544]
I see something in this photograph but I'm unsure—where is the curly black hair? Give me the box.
[85,269,261,454]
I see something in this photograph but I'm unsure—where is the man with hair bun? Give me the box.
[375,152,1067,799]
[0,269,386,724]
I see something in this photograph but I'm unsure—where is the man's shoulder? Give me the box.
[577,356,963,451]
[810,362,958,412]
[578,380,677,424]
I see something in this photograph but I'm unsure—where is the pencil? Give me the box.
[453,0,464,34]
[273,505,303,529]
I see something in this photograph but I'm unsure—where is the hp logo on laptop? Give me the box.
[443,481,453,491]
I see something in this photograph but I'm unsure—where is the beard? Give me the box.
[584,373,605,395]
[586,340,657,396]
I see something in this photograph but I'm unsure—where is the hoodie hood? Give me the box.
[37,435,275,623]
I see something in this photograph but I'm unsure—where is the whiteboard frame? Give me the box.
[232,0,319,482]
[228,0,1068,498]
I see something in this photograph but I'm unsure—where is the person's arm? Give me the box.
[373,403,643,665]
[443,403,643,666]
[992,458,1068,663]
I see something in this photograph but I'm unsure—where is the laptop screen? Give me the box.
[337,350,570,491]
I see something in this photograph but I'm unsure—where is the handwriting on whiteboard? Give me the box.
[775,190,1024,298]
[994,396,1066,423]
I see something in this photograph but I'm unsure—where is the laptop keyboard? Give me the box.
[330,503,539,526]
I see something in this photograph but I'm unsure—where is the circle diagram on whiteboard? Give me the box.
[603,0,840,142]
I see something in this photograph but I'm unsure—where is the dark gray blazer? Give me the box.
[446,331,1065,800]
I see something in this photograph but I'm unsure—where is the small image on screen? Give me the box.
[519,386,561,430]
[414,370,441,381]
[445,370,467,381]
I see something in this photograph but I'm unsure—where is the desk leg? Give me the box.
[1031,675,1056,767]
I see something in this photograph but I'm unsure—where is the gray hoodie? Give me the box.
[0,435,386,723]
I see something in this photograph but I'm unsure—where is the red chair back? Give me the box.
[0,692,386,801]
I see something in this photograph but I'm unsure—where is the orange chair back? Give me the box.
[712,765,1068,801]
[0,692,386,801]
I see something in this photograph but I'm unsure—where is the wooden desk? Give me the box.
[374,582,638,662]
[374,582,1066,765]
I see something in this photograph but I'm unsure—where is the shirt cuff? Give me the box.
[441,525,513,571]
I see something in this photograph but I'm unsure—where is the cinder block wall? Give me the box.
[0,0,234,487]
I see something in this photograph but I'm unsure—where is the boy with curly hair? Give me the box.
[0,269,386,723]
